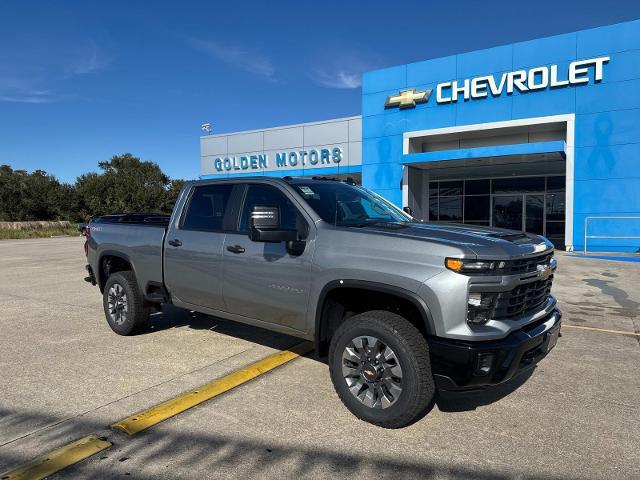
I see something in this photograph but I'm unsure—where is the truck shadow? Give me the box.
[143,304,309,354]
[436,369,534,412]
[144,304,536,414]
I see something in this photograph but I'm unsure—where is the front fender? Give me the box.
[312,278,437,354]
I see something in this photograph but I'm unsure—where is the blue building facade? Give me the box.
[201,19,640,252]
[361,19,640,252]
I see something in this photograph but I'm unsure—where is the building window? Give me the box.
[438,196,462,221]
[464,195,490,222]
[492,176,545,193]
[426,176,566,248]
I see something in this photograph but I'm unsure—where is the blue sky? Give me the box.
[1,1,639,183]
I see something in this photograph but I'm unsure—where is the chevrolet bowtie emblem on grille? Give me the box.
[384,88,432,109]
[537,264,552,280]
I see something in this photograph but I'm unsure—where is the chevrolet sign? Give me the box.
[384,56,609,108]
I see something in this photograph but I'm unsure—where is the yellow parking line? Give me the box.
[563,324,640,336]
[112,341,313,435]
[0,435,112,480]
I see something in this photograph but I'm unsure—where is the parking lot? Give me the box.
[0,236,638,479]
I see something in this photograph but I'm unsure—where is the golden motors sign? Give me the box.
[213,147,343,173]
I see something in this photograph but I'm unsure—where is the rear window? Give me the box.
[182,185,233,232]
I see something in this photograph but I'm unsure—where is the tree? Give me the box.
[75,153,178,219]
[0,165,78,221]
[162,178,186,212]
[1,154,187,222]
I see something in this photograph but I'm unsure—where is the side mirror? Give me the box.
[249,205,298,243]
[403,206,413,216]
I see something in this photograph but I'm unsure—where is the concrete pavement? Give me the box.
[0,237,638,479]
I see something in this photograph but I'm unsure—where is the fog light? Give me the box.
[475,352,494,376]
[468,292,483,307]
[467,292,497,325]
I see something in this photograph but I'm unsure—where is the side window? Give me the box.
[182,184,233,232]
[239,185,302,233]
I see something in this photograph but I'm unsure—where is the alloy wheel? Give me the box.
[107,283,129,326]
[341,335,403,409]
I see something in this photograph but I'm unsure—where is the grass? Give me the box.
[0,224,80,240]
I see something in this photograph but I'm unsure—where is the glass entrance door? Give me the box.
[493,195,522,230]
[525,194,545,235]
[428,176,566,248]
[492,194,545,234]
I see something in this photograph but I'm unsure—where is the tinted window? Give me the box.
[546,193,565,221]
[492,177,545,193]
[493,195,523,230]
[547,176,566,193]
[429,182,439,198]
[438,196,462,221]
[465,179,490,195]
[240,185,300,233]
[429,198,438,221]
[439,181,463,196]
[182,185,233,232]
[546,221,565,235]
[464,195,490,221]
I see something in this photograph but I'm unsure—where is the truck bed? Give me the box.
[88,213,169,294]
[92,213,171,226]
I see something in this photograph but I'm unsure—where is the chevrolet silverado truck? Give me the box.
[84,177,561,428]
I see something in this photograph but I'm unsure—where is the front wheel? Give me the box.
[328,310,435,428]
[102,271,149,336]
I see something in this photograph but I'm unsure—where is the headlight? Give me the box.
[467,292,497,325]
[445,258,506,273]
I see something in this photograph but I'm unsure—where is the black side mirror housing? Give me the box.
[403,206,413,216]
[249,205,298,243]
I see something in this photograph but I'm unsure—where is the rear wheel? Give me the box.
[328,310,435,428]
[102,271,149,336]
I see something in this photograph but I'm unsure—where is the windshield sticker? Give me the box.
[299,186,315,196]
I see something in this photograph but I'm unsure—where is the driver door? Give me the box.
[222,184,314,332]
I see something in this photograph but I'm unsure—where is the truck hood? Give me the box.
[358,222,553,258]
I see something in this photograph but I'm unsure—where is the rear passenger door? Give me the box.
[164,183,237,311]
[222,183,314,332]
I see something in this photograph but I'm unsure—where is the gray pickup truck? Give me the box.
[84,176,561,428]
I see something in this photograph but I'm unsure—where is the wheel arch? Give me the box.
[314,280,435,357]
[97,250,136,292]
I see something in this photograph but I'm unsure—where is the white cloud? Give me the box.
[70,41,111,75]
[0,91,57,104]
[308,48,377,90]
[0,39,111,104]
[312,70,362,89]
[188,38,275,79]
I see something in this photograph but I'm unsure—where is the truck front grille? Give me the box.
[507,252,554,275]
[492,276,553,319]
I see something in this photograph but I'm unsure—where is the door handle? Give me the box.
[226,245,245,254]
[168,239,182,247]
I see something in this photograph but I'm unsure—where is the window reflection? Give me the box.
[426,176,566,248]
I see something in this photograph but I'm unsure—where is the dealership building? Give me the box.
[201,19,640,253]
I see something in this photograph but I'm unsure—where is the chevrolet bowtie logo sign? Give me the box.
[384,88,432,109]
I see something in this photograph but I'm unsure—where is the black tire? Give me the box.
[102,271,150,336]
[328,310,435,428]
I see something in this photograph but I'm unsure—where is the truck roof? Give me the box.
[190,175,357,186]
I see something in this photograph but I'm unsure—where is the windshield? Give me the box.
[291,181,413,227]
